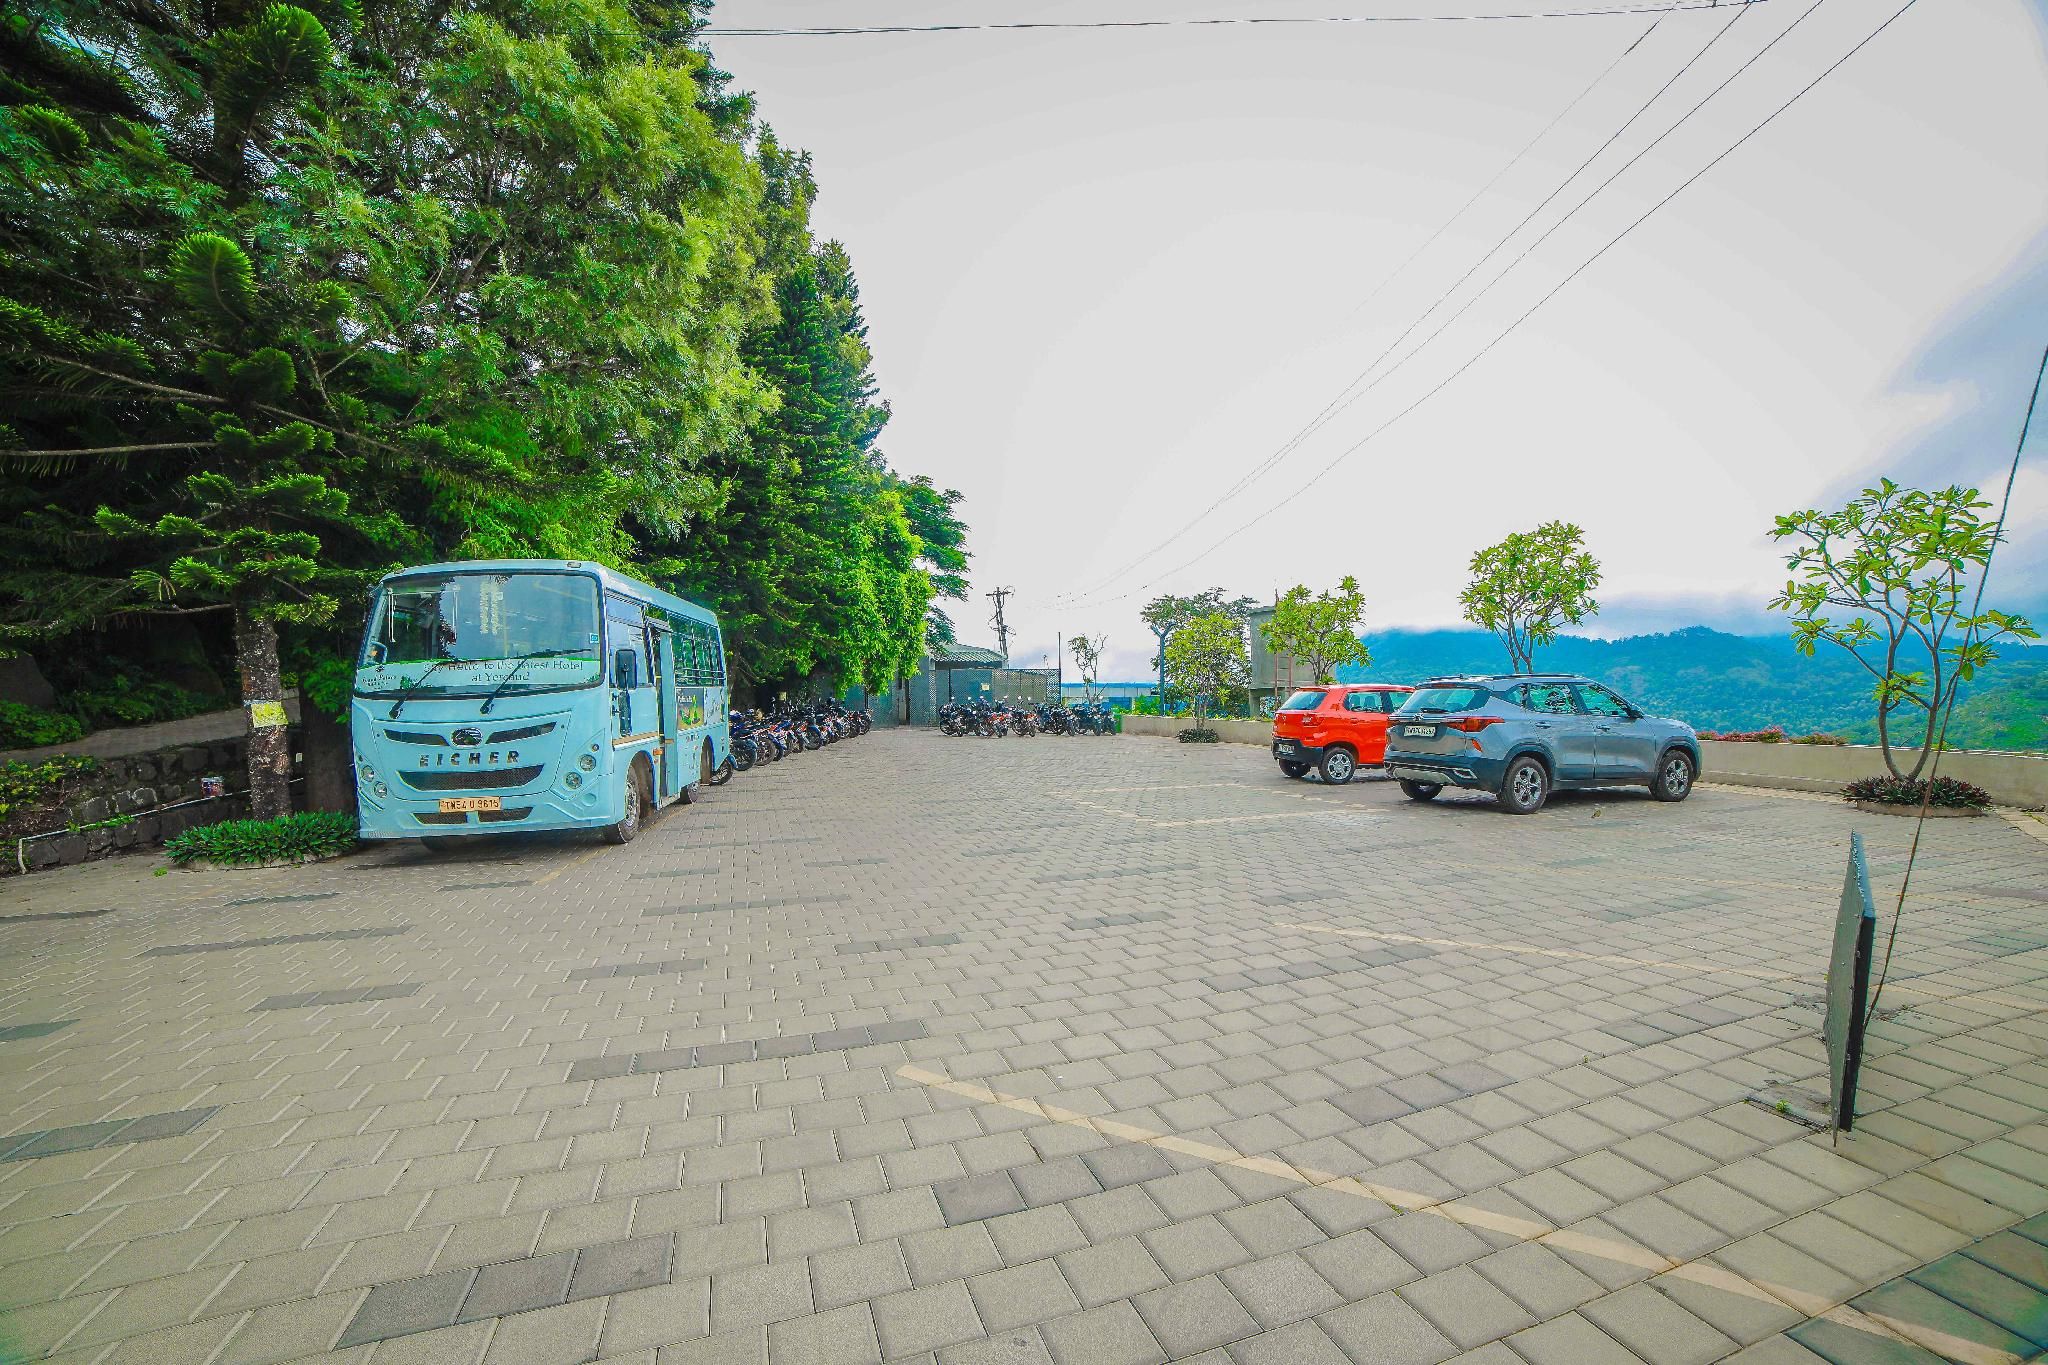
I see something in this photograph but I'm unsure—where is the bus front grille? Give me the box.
[398,766,544,792]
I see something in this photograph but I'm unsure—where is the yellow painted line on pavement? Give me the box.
[533,844,608,887]
[896,1064,2023,1365]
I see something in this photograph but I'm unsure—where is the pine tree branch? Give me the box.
[0,441,217,458]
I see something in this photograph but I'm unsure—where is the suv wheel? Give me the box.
[1278,761,1309,779]
[1398,779,1441,802]
[1318,747,1356,785]
[1499,756,1549,815]
[1651,750,1695,802]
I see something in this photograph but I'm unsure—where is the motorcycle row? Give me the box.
[938,699,1118,738]
[716,698,872,780]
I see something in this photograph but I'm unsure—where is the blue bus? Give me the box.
[350,560,729,847]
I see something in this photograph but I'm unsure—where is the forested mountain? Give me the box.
[0,0,965,756]
[1336,626,2048,752]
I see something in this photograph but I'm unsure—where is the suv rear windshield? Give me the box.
[1399,686,1491,713]
[1279,689,1328,711]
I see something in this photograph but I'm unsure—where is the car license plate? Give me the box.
[438,797,501,813]
[1401,724,1438,738]
[1276,740,1299,755]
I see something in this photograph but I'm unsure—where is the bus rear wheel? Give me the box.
[603,762,649,844]
[680,742,712,804]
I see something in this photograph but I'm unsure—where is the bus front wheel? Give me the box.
[603,762,649,844]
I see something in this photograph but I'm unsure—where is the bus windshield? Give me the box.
[355,571,603,699]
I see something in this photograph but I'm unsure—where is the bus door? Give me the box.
[651,621,678,798]
[605,594,658,762]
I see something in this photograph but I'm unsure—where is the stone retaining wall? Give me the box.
[11,737,278,873]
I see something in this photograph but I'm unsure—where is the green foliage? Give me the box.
[167,235,255,328]
[62,677,217,731]
[0,755,96,820]
[0,701,85,748]
[1459,521,1601,674]
[163,810,358,865]
[1164,612,1249,732]
[1262,575,1370,684]
[1770,480,2038,779]
[1841,774,1991,810]
[1177,727,1220,743]
[1344,625,2048,752]
[0,2,966,744]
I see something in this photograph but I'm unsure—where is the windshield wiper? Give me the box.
[479,648,581,715]
[387,659,456,719]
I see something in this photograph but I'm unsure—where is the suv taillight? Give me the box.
[1445,716,1505,733]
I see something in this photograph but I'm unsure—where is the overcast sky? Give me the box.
[710,0,2048,680]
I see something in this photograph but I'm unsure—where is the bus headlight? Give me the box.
[357,762,375,781]
[577,754,596,772]
[372,781,388,797]
[563,771,582,790]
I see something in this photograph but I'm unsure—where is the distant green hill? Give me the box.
[1334,626,2048,753]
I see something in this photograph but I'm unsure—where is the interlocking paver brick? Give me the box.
[1220,1251,1344,1328]
[1039,1300,1166,1365]
[1506,1311,1647,1365]
[965,1259,1080,1334]
[1132,1274,1257,1357]
[1318,1289,1458,1365]
[935,1172,1026,1226]
[9,734,2048,1365]
[874,1279,986,1358]
[1141,1215,1253,1281]
[338,1264,477,1347]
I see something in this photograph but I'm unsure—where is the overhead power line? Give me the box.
[1064,0,1923,607]
[1056,0,1748,605]
[704,1,1771,36]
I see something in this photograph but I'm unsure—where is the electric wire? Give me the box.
[1055,0,1747,604]
[1864,343,2047,1024]
[704,2,1773,36]
[1063,0,1923,607]
[1051,1,1692,605]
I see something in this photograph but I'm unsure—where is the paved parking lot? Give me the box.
[2,728,2046,1365]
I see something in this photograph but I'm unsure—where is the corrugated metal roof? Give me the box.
[929,642,1006,665]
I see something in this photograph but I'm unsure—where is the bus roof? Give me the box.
[379,560,719,629]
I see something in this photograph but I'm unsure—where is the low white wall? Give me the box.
[1118,716,2048,808]
[1119,714,1273,745]
[1698,739,2048,809]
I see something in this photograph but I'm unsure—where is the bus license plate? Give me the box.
[438,797,501,813]
[1401,725,1438,738]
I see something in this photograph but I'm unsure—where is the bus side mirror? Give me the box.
[613,649,639,689]
[368,642,387,664]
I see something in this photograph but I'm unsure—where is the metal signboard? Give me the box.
[1823,832,1877,1133]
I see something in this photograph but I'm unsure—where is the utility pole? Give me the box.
[986,586,1014,664]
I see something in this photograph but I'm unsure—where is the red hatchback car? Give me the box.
[1271,683,1415,784]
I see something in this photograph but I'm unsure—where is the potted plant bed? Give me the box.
[1842,775,1990,818]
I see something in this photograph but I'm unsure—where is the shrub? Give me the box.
[164,811,358,867]
[64,678,217,731]
[1698,726,1845,745]
[0,700,86,748]
[1842,775,1992,809]
[1178,727,1220,744]
[0,756,96,821]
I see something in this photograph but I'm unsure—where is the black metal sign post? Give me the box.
[1824,832,1878,1135]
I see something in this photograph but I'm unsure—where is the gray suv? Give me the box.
[1381,675,1701,815]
